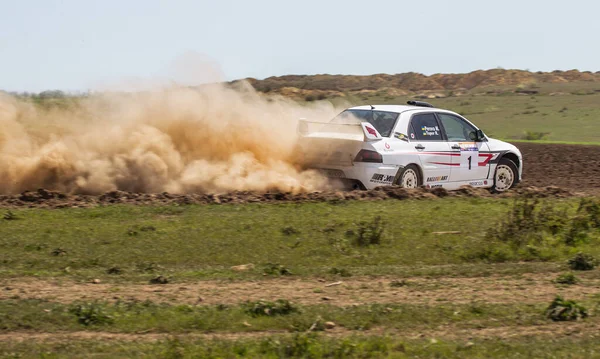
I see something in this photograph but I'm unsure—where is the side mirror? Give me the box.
[469,130,485,141]
[475,129,485,141]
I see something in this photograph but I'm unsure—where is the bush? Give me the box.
[3,210,17,220]
[351,216,385,247]
[577,198,600,228]
[389,279,409,288]
[329,267,352,277]
[243,299,298,317]
[468,198,600,263]
[554,272,579,285]
[107,266,123,275]
[149,275,169,284]
[69,302,114,326]
[487,199,568,249]
[522,131,549,140]
[263,263,292,276]
[545,296,588,321]
[281,226,299,236]
[567,253,597,271]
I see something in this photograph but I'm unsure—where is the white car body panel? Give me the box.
[298,104,523,191]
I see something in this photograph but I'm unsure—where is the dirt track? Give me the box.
[0,142,596,208]
[2,274,599,307]
[517,142,600,192]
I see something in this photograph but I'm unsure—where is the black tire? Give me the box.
[491,158,519,193]
[395,164,422,188]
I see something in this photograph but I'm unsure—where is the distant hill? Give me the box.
[235,69,600,100]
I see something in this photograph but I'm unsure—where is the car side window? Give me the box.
[409,113,442,141]
[437,113,477,141]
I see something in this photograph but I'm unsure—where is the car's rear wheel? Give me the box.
[396,165,421,189]
[492,158,518,193]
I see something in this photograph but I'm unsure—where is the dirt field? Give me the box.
[517,142,600,192]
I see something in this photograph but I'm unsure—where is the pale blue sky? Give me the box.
[1,0,598,92]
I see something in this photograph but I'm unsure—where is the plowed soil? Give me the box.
[516,142,600,192]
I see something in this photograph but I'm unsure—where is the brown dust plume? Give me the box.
[0,83,341,195]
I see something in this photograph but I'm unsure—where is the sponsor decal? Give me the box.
[370,173,394,184]
[384,142,391,151]
[365,126,377,136]
[426,175,448,182]
[426,184,443,189]
[394,132,409,141]
[421,125,439,136]
[469,180,486,186]
[458,142,478,151]
[410,133,415,139]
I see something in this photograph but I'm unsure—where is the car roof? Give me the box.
[348,104,457,116]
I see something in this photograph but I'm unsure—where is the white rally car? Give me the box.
[298,101,522,192]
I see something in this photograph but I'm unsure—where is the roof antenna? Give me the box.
[369,104,375,110]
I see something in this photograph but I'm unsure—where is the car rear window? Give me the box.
[330,110,398,137]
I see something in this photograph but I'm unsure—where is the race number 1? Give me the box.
[460,143,479,170]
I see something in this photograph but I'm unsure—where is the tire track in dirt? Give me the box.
[3,274,600,306]
[2,321,600,343]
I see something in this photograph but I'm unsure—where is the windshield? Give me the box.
[330,110,399,137]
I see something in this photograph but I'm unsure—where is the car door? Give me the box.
[407,113,453,185]
[436,112,491,183]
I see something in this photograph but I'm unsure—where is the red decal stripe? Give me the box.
[409,152,460,156]
[478,153,494,166]
[429,162,460,166]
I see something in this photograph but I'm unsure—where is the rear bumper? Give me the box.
[315,163,401,190]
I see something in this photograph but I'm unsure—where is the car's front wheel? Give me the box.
[492,158,519,192]
[396,165,421,189]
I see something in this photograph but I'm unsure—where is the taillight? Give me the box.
[354,149,383,163]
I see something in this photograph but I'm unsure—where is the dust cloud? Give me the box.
[0,83,341,195]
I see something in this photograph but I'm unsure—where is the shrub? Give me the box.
[3,210,17,220]
[243,299,298,317]
[577,198,600,228]
[69,302,114,326]
[351,216,385,247]
[567,253,597,271]
[329,267,352,277]
[545,296,588,321]
[149,275,169,284]
[389,279,409,288]
[487,199,567,249]
[136,262,163,273]
[263,263,292,276]
[51,248,67,256]
[107,266,123,275]
[554,272,579,285]
[522,131,549,140]
[281,226,299,236]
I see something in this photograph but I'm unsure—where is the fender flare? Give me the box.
[393,163,424,186]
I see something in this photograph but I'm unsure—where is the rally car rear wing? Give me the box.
[297,119,382,142]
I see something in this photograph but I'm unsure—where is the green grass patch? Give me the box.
[342,92,600,144]
[1,198,599,281]
[0,298,587,334]
[2,333,600,358]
